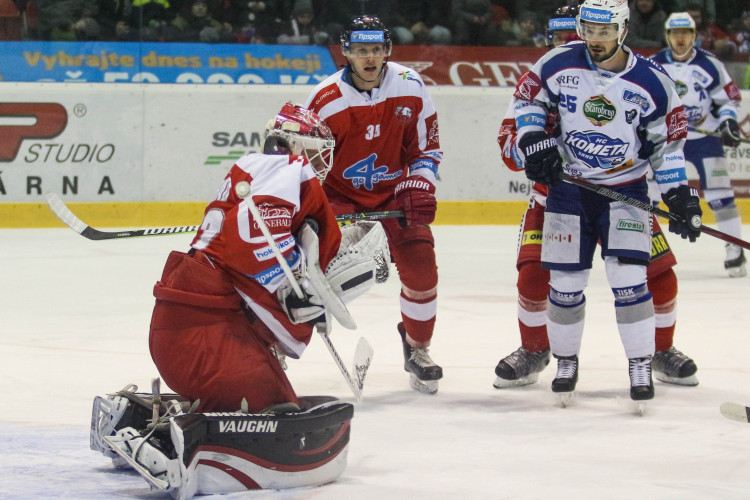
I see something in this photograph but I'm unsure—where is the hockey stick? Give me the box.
[234,181,372,402]
[46,193,200,240]
[689,127,750,145]
[559,172,750,250]
[46,192,402,241]
[720,402,750,423]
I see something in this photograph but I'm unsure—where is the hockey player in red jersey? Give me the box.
[149,103,387,413]
[90,103,391,496]
[493,3,699,392]
[306,15,444,394]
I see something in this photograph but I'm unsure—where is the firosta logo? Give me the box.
[583,95,616,126]
[616,219,645,232]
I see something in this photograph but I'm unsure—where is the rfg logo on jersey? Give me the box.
[513,71,542,101]
[0,103,68,162]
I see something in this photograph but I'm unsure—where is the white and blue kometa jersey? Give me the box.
[512,41,690,195]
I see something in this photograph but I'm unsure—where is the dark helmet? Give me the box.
[546,4,580,47]
[340,15,393,56]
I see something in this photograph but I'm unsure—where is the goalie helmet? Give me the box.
[546,4,580,48]
[264,103,335,182]
[340,15,392,58]
[576,0,629,45]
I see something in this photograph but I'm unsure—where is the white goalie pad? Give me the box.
[91,386,353,500]
[326,221,390,304]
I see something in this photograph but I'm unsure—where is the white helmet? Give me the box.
[577,0,630,45]
[664,12,696,32]
[664,12,696,59]
[264,102,335,182]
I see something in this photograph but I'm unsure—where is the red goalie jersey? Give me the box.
[185,153,340,357]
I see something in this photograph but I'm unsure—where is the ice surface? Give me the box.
[2,226,749,499]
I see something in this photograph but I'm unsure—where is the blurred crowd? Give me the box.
[0,0,750,59]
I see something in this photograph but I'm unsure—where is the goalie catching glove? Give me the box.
[519,131,563,185]
[394,176,437,226]
[278,220,390,331]
[662,185,702,242]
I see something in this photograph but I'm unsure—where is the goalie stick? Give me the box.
[559,172,750,250]
[46,193,403,241]
[720,402,750,423]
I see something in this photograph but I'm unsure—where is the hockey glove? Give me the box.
[394,176,437,226]
[720,119,741,148]
[278,281,326,325]
[518,131,563,185]
[662,185,702,242]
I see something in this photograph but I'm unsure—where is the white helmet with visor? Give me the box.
[576,0,630,45]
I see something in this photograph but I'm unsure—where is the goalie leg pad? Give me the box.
[169,396,354,498]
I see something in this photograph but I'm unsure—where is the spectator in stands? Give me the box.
[387,0,452,45]
[167,0,233,42]
[686,3,733,57]
[505,9,546,47]
[313,0,359,44]
[277,0,330,45]
[99,0,174,41]
[36,0,99,41]
[451,0,495,46]
[235,0,286,43]
[626,0,667,49]
[730,10,750,54]
[669,0,717,23]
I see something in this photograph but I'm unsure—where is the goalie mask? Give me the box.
[264,103,335,182]
[577,0,629,59]
[664,12,697,60]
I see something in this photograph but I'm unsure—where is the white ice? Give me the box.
[2,225,750,499]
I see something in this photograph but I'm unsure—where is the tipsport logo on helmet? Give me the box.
[549,18,576,30]
[580,8,612,23]
[351,31,385,43]
[667,18,693,29]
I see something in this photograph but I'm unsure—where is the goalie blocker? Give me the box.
[91,384,354,499]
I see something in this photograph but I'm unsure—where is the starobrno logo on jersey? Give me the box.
[583,95,616,126]
[674,80,688,98]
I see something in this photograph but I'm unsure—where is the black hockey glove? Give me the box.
[662,185,702,242]
[519,131,563,185]
[720,118,741,148]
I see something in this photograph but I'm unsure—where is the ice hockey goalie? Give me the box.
[91,381,354,499]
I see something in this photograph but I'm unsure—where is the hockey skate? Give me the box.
[398,322,443,394]
[652,346,698,386]
[493,347,551,388]
[551,354,578,407]
[724,244,747,278]
[629,356,654,415]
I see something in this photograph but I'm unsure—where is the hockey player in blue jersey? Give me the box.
[652,12,746,278]
[511,0,702,406]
